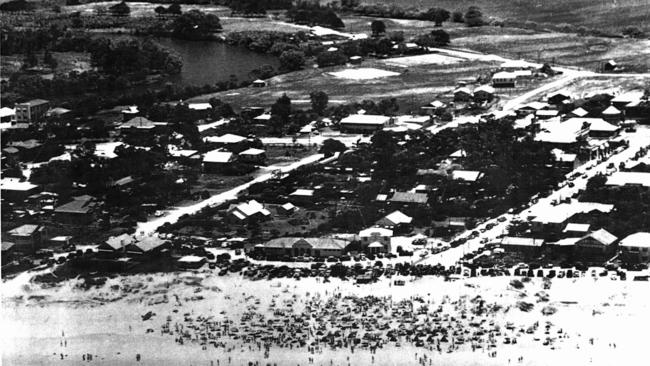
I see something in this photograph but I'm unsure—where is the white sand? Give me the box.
[329,68,400,80]
[3,269,650,365]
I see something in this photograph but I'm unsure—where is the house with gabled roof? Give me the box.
[574,228,618,261]
[258,237,349,258]
[228,200,271,223]
[53,195,100,225]
[203,150,237,173]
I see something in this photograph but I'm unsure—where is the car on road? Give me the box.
[497,217,507,222]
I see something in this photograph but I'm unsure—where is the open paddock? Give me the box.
[382,52,465,67]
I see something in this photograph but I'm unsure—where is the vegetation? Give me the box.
[286,1,345,29]
[171,10,222,40]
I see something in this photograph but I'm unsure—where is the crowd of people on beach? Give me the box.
[155,286,576,365]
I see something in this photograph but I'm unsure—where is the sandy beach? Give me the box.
[3,269,649,366]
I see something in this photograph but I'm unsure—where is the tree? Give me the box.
[279,50,305,71]
[464,6,483,27]
[320,138,346,157]
[425,8,450,27]
[271,93,292,123]
[452,11,464,23]
[371,20,386,36]
[309,91,328,115]
[43,50,57,69]
[414,30,450,47]
[316,50,347,68]
[622,26,645,38]
[109,1,130,17]
[172,10,222,40]
[167,3,182,15]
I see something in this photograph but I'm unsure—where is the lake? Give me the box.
[153,37,280,86]
[98,33,279,87]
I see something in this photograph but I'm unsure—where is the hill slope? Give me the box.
[362,0,650,32]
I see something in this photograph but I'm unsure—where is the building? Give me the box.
[601,106,622,123]
[252,79,267,88]
[606,172,650,188]
[258,237,348,258]
[289,189,315,205]
[46,107,73,123]
[125,236,170,256]
[14,99,50,123]
[228,200,271,223]
[563,223,591,236]
[1,178,40,202]
[389,192,428,206]
[238,148,266,164]
[53,195,99,225]
[1,241,16,265]
[618,232,650,263]
[203,150,237,173]
[177,255,207,269]
[552,149,582,171]
[279,202,297,215]
[547,91,571,105]
[451,170,483,183]
[98,233,134,254]
[339,114,393,133]
[118,116,167,134]
[6,224,44,253]
[573,229,617,261]
[203,133,248,146]
[0,107,16,123]
[499,237,545,256]
[566,107,589,119]
[453,87,473,102]
[530,201,614,234]
[375,210,413,229]
[358,227,393,253]
[492,72,516,88]
[473,85,495,103]
[517,102,550,116]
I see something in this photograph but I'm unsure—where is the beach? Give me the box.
[2,269,649,366]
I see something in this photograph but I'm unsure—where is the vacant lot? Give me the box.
[359,0,650,33]
[452,32,650,72]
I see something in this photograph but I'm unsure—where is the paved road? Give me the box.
[136,153,324,235]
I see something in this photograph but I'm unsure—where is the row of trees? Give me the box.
[342,2,484,28]
[286,1,345,29]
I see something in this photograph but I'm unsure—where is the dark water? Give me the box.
[153,37,280,86]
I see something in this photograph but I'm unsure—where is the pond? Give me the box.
[153,37,280,87]
[98,33,279,87]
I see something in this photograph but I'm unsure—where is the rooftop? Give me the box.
[500,237,544,247]
[1,178,38,192]
[263,237,348,250]
[340,114,391,125]
[619,232,650,248]
[606,172,650,187]
[359,227,394,237]
[8,224,41,237]
[239,148,266,156]
[204,133,247,144]
[203,150,235,164]
[381,210,413,225]
[531,200,614,224]
[390,192,428,204]
[451,170,483,182]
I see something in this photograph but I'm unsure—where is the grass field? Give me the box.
[360,0,650,33]
[188,57,498,113]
